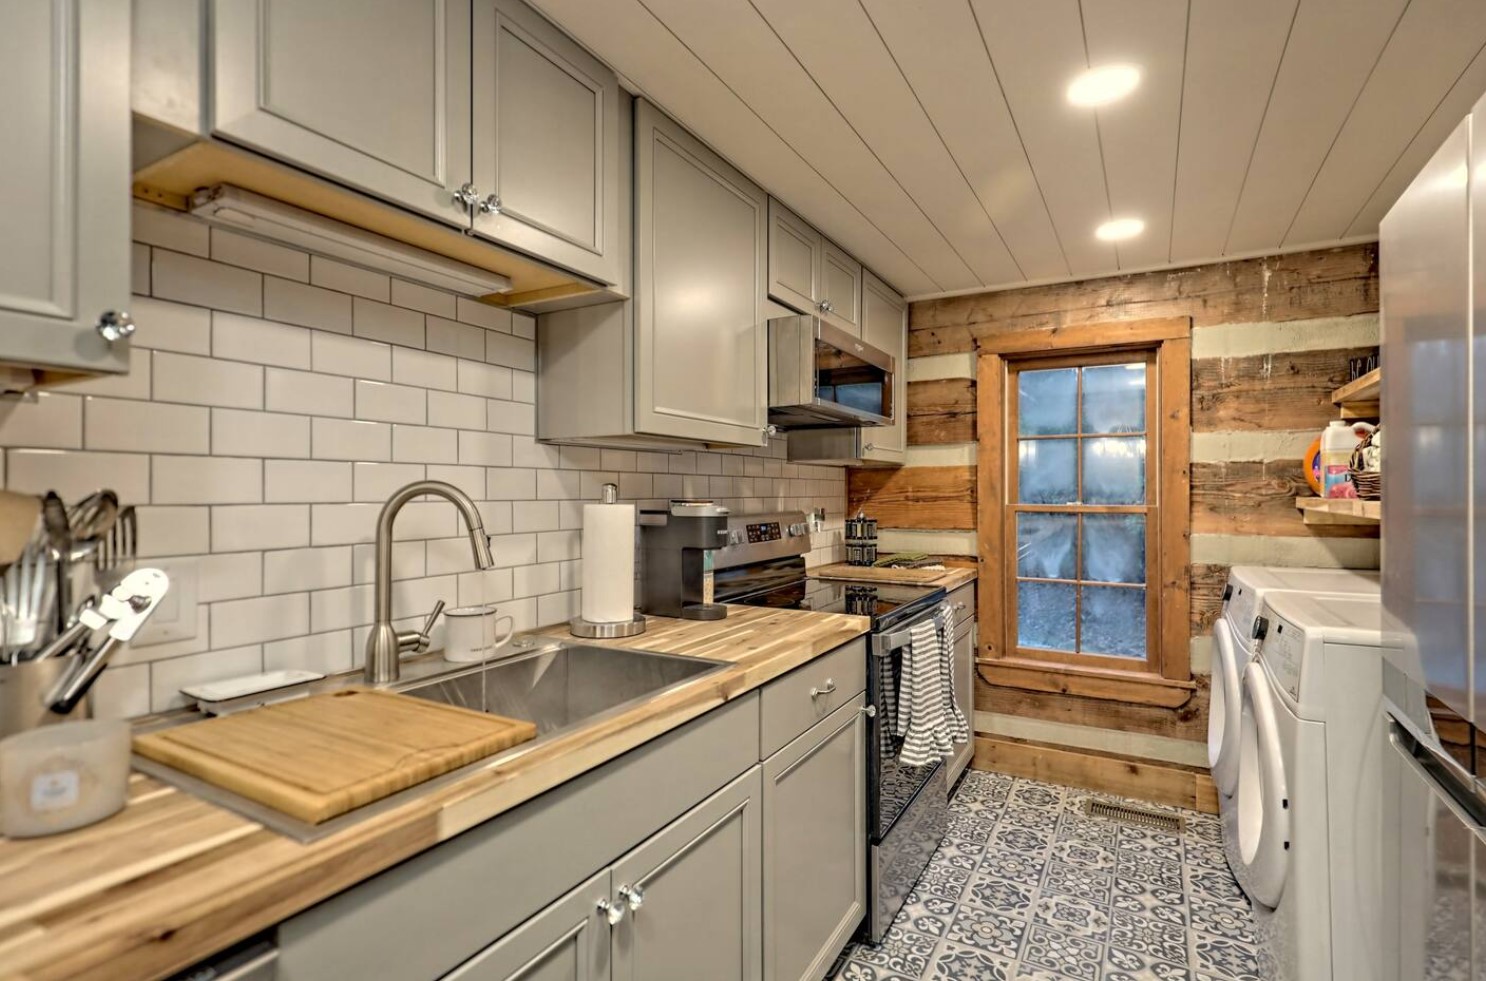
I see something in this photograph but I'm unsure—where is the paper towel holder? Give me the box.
[570,483,648,639]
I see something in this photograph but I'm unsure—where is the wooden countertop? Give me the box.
[0,606,869,981]
[809,564,978,591]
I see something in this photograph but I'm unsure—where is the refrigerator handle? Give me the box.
[1389,720,1486,830]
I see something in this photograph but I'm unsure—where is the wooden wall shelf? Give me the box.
[1294,497,1381,525]
[1332,367,1380,418]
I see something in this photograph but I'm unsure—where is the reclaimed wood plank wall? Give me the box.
[848,244,1380,764]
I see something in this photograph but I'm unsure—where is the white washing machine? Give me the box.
[1209,567,1380,830]
[1228,591,1385,981]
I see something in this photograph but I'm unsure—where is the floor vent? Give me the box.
[1084,799,1184,833]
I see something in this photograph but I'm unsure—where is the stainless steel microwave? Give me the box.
[767,315,895,429]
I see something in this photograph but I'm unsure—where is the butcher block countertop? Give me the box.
[0,606,869,981]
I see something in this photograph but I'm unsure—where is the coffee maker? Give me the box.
[638,501,730,620]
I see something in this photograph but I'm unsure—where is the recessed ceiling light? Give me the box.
[1096,217,1145,242]
[1066,65,1141,107]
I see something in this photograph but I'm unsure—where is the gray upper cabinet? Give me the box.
[761,698,867,981]
[766,198,861,336]
[858,271,908,465]
[0,0,131,381]
[611,767,763,981]
[446,870,612,981]
[470,0,624,286]
[634,99,769,447]
[211,0,473,229]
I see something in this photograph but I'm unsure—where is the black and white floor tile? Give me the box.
[834,771,1263,981]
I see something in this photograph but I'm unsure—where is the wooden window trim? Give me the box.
[976,317,1193,707]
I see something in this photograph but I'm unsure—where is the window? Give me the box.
[977,318,1193,707]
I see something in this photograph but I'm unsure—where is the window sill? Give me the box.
[977,656,1196,708]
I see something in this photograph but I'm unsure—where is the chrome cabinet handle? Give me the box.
[96,310,135,342]
[953,602,966,613]
[862,443,875,452]
[618,884,645,912]
[452,182,481,210]
[860,704,877,719]
[479,193,502,215]
[597,899,626,926]
[810,678,837,699]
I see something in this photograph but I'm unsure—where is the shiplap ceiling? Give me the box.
[528,0,1486,299]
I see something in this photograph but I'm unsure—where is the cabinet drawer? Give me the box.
[947,583,976,630]
[759,638,866,759]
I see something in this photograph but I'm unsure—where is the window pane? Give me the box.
[1018,581,1076,651]
[1081,514,1146,583]
[1082,436,1146,504]
[1017,513,1077,580]
[1082,363,1146,433]
[1018,439,1077,504]
[1080,586,1147,658]
[1018,368,1078,435]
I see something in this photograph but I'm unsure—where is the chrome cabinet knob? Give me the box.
[618,884,645,912]
[809,678,837,699]
[452,182,481,210]
[862,443,875,452]
[597,899,626,926]
[478,193,502,215]
[818,299,834,314]
[96,310,135,342]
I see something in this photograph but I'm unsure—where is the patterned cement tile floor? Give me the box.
[832,771,1262,981]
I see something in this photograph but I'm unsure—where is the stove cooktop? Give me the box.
[728,577,947,633]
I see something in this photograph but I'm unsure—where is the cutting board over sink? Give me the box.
[133,688,537,824]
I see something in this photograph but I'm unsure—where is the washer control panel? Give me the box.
[1260,614,1304,701]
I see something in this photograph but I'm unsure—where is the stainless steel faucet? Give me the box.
[366,480,495,684]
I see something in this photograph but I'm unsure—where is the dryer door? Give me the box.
[1209,619,1245,795]
[1233,663,1290,908]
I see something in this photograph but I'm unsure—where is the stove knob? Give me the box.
[788,523,807,537]
[727,529,745,546]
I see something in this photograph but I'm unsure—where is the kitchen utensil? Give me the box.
[49,567,170,715]
[182,669,327,715]
[3,538,54,660]
[40,491,73,637]
[443,604,516,663]
[0,653,90,739]
[808,562,951,585]
[0,719,130,837]
[0,492,41,574]
[95,505,136,588]
[133,688,538,824]
[30,597,97,662]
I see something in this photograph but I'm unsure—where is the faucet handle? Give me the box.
[413,601,446,653]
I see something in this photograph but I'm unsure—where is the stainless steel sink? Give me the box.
[394,643,727,736]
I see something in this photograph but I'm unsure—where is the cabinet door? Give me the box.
[817,241,862,337]
[471,0,623,285]
[949,618,976,786]
[634,100,768,447]
[762,698,867,981]
[445,870,611,981]
[212,0,472,228]
[611,766,763,981]
[0,0,130,378]
[767,198,820,315]
[859,271,908,465]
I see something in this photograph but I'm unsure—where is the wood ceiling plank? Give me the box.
[638,0,981,292]
[1281,0,1486,246]
[1169,0,1296,261]
[860,0,1068,282]
[1223,0,1406,254]
[748,0,1023,288]
[970,0,1118,276]
[526,0,939,294]
[1079,0,1188,271]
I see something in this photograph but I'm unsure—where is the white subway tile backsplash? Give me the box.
[0,393,82,449]
[486,467,535,500]
[213,505,310,552]
[355,380,426,424]
[513,562,560,598]
[537,530,580,563]
[490,532,538,568]
[154,352,263,409]
[486,399,535,435]
[392,347,458,392]
[56,346,152,400]
[132,243,151,296]
[512,500,559,532]
[485,332,535,371]
[213,312,312,369]
[153,249,262,315]
[85,397,210,454]
[213,408,312,459]
[352,461,425,502]
[427,390,486,430]
[264,277,353,335]
[197,551,264,603]
[426,316,487,361]
[309,503,382,546]
[152,456,262,505]
[459,431,511,467]
[6,449,150,503]
[512,313,536,340]
[212,593,309,648]
[266,367,353,418]
[134,506,211,557]
[475,501,513,535]
[152,646,264,712]
[424,464,486,500]
[130,296,213,355]
[211,228,310,282]
[265,460,352,503]
[264,545,353,594]
[511,371,534,404]
[536,469,581,500]
[351,539,425,584]
[310,256,389,301]
[512,435,561,469]
[392,424,457,464]
[455,297,511,332]
[264,631,354,676]
[457,568,514,608]
[353,297,425,349]
[456,360,512,399]
[312,332,391,382]
[133,204,209,256]
[310,583,372,633]
[92,663,152,720]
[391,279,456,319]
[312,418,390,462]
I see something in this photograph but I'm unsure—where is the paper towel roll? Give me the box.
[581,499,636,623]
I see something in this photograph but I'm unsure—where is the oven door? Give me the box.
[768,315,894,429]
[869,625,945,841]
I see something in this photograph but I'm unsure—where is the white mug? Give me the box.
[443,605,516,663]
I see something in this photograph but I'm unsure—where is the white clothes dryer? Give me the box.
[1228,591,1385,981]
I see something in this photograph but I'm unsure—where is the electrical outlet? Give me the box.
[130,557,198,646]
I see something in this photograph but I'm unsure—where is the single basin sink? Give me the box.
[396,643,727,737]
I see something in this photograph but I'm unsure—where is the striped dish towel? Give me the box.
[899,615,955,766]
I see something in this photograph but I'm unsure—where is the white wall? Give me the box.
[0,204,847,716]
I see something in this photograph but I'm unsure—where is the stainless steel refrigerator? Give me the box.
[1381,91,1486,981]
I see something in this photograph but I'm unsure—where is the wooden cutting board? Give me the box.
[133,688,537,824]
[809,562,950,585]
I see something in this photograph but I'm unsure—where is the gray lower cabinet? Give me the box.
[470,0,625,286]
[950,615,977,787]
[446,870,613,981]
[0,0,131,382]
[211,0,474,229]
[762,697,867,981]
